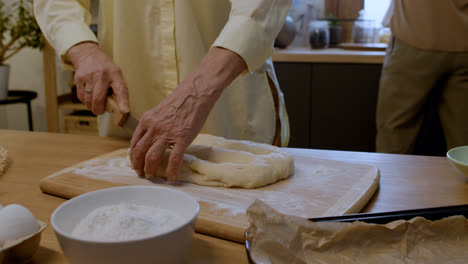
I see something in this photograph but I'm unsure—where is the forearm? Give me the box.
[189,47,247,107]
[67,42,100,68]
[129,47,246,179]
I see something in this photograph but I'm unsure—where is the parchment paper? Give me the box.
[246,200,468,264]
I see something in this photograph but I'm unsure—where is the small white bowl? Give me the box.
[51,186,199,264]
[447,146,468,179]
[0,221,46,264]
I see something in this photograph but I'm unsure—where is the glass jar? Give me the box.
[378,27,391,43]
[352,19,379,43]
[309,20,329,49]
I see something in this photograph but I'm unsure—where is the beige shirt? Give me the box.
[34,0,291,145]
[385,0,468,51]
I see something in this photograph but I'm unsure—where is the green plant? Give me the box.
[0,0,43,65]
[326,13,340,27]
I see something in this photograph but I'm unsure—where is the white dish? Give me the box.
[51,186,199,264]
[0,220,46,264]
[447,146,468,179]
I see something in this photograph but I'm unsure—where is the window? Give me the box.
[364,0,391,25]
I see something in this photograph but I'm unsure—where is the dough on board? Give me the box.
[151,134,295,188]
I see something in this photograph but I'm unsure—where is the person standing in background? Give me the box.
[34,0,291,181]
[376,0,468,154]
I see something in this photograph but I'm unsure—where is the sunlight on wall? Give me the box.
[0,49,45,131]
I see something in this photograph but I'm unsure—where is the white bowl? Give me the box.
[0,221,46,263]
[447,146,468,179]
[51,186,199,264]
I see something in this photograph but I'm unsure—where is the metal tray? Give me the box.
[245,204,468,263]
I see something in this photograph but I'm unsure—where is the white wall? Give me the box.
[0,45,75,132]
[0,48,46,131]
[0,0,81,133]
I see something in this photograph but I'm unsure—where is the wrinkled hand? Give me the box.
[129,47,247,182]
[68,42,129,115]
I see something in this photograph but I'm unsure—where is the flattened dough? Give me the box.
[152,134,295,188]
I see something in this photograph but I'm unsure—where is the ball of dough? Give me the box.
[153,134,295,188]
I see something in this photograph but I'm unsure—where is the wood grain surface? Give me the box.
[0,130,249,264]
[2,130,467,263]
[40,146,379,243]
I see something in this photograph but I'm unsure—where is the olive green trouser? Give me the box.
[376,37,468,154]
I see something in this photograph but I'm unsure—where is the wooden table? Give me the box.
[1,130,467,263]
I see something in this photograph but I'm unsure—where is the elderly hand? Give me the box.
[68,42,129,115]
[129,47,247,182]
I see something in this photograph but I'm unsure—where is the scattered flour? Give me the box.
[72,203,184,241]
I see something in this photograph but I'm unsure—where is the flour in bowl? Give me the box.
[71,203,184,241]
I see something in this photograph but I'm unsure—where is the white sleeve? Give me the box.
[212,0,292,72]
[34,0,98,62]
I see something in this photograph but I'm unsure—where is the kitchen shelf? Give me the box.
[57,93,88,111]
[272,47,385,64]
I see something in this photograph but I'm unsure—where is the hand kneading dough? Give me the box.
[151,134,295,188]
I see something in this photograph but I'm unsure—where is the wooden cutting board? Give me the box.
[40,148,379,243]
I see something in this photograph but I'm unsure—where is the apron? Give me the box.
[98,0,290,146]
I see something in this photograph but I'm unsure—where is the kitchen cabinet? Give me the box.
[275,60,446,156]
[275,62,382,151]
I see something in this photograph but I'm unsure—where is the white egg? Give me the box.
[0,204,39,241]
[0,204,3,210]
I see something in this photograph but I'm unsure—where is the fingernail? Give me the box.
[120,104,129,113]
[144,171,152,179]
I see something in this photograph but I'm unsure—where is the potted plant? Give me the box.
[0,0,43,100]
[326,13,342,47]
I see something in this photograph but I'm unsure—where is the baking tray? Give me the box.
[245,204,468,263]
